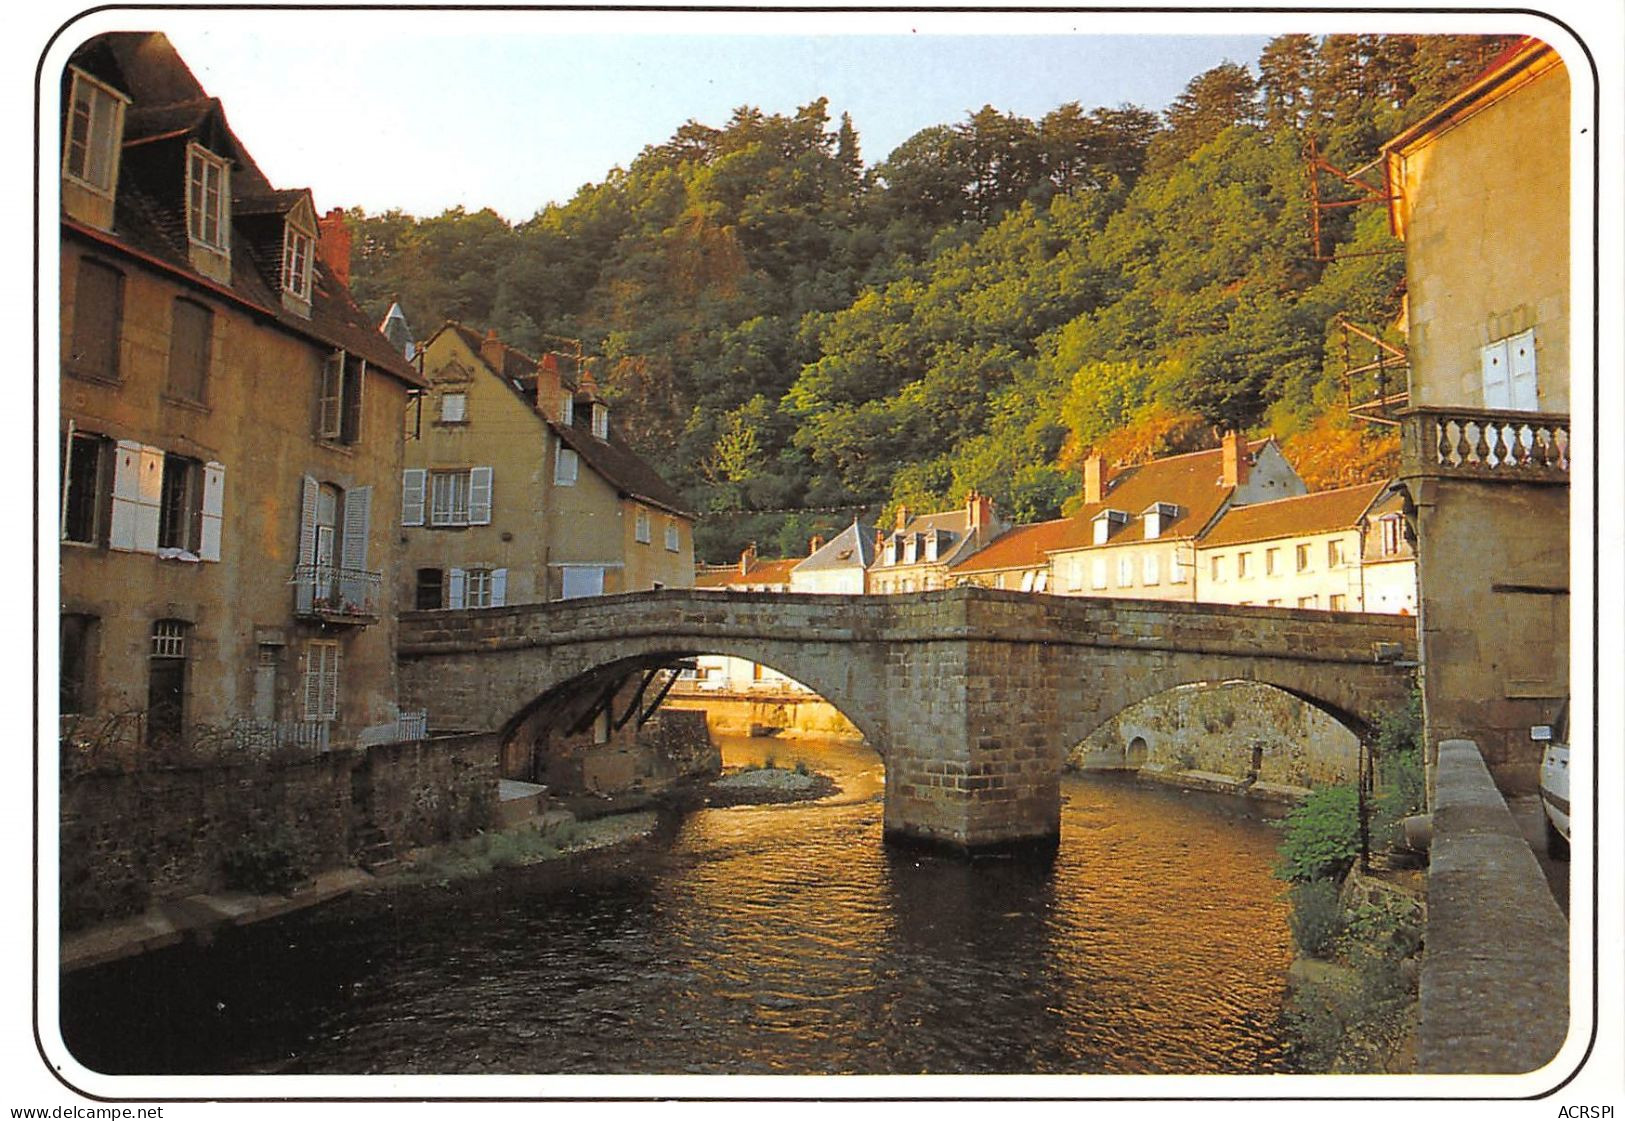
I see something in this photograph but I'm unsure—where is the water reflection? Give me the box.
[61,733,1292,1075]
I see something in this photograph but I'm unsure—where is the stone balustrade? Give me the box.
[1402,405,1570,482]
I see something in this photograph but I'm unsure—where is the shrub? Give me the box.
[1288,878,1345,958]
[1276,785,1361,882]
[220,825,308,895]
[1372,688,1426,846]
[794,759,810,776]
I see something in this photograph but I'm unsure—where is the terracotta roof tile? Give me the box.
[950,517,1081,574]
[695,557,799,589]
[1201,481,1390,549]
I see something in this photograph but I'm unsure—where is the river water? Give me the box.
[60,734,1296,1076]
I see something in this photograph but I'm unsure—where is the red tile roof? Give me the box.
[948,517,1080,574]
[1200,481,1389,549]
[695,557,799,589]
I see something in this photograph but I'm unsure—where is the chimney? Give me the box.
[895,505,910,531]
[534,353,564,422]
[1222,431,1250,488]
[316,207,351,289]
[809,535,824,555]
[1084,453,1110,505]
[739,543,757,576]
[966,490,995,533]
[480,328,506,374]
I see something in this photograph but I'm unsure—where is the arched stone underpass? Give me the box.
[398,587,1418,853]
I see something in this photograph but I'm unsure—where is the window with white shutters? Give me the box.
[401,468,426,526]
[61,429,113,545]
[635,509,651,544]
[318,350,366,443]
[468,467,492,524]
[1143,553,1160,586]
[665,520,680,552]
[303,640,340,721]
[1482,329,1539,412]
[425,468,490,527]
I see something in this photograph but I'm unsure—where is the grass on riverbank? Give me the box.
[396,812,659,887]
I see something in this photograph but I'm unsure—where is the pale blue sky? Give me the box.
[156,13,1280,222]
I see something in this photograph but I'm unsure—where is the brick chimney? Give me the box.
[316,207,351,289]
[480,328,506,374]
[1083,453,1110,505]
[533,352,564,422]
[895,505,910,531]
[966,490,996,533]
[1221,431,1250,488]
[809,535,824,555]
[739,543,757,576]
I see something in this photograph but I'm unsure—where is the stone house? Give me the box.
[789,518,878,595]
[402,324,695,610]
[1383,36,1572,792]
[952,434,1306,598]
[1195,481,1417,614]
[868,493,1006,594]
[59,32,426,752]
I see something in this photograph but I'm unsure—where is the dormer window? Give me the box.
[560,395,575,426]
[186,143,230,253]
[1142,502,1180,540]
[903,534,919,564]
[591,402,609,440]
[1092,509,1129,545]
[63,68,127,197]
[282,217,314,301]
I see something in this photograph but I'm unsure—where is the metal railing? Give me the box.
[357,710,429,748]
[291,563,382,619]
[230,718,332,755]
[1401,406,1570,482]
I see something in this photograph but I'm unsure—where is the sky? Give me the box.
[146,12,1293,223]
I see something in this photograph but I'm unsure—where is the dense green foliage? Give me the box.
[1287,877,1345,958]
[1275,784,1362,883]
[346,34,1510,561]
[1374,686,1426,842]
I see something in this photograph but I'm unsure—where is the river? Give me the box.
[60,733,1296,1076]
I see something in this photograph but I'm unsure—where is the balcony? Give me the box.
[292,563,382,624]
[1401,406,1570,484]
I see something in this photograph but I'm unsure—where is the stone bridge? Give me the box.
[397,587,1418,852]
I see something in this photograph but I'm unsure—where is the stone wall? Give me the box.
[1071,679,1361,791]
[60,734,500,930]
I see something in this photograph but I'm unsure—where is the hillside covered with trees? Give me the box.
[345,34,1512,562]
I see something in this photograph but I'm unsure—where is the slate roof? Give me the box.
[63,32,422,389]
[794,520,878,573]
[1200,481,1391,549]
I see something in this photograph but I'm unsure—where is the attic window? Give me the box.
[591,402,609,440]
[186,144,230,252]
[1092,509,1130,546]
[282,217,314,301]
[1143,502,1180,540]
[63,68,127,195]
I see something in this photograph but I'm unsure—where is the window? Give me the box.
[665,520,680,552]
[1481,328,1538,412]
[1329,594,1347,611]
[1170,553,1187,584]
[560,566,605,599]
[1210,555,1223,582]
[560,395,575,426]
[439,392,466,423]
[1295,543,1311,573]
[318,350,366,443]
[1236,551,1250,579]
[61,614,96,715]
[282,219,314,301]
[1327,539,1346,568]
[61,429,112,545]
[1298,595,1318,609]
[635,509,651,544]
[157,454,202,552]
[1265,547,1280,576]
[555,447,579,486]
[1092,511,1127,545]
[1091,558,1108,590]
[68,258,123,380]
[420,467,491,527]
[465,567,494,608]
[147,620,189,742]
[591,403,609,440]
[1143,553,1160,586]
[415,568,444,610]
[186,144,230,251]
[167,298,212,402]
[302,639,340,722]
[1117,557,1133,588]
[63,68,125,194]
[1379,515,1403,558]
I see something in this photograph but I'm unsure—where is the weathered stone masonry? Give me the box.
[398,587,1417,852]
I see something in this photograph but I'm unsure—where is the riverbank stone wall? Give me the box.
[399,587,1416,853]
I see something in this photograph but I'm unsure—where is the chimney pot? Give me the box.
[740,543,757,576]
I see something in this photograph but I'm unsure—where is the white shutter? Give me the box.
[401,468,426,526]
[341,485,371,570]
[302,643,321,719]
[323,645,340,720]
[448,567,466,609]
[319,351,344,437]
[1481,338,1511,409]
[135,444,163,554]
[468,466,493,525]
[491,567,507,607]
[1509,329,1539,412]
[1020,569,1036,592]
[109,439,141,551]
[297,475,319,565]
[199,461,225,562]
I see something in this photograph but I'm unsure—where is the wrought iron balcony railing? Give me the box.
[1401,406,1570,483]
[291,563,382,622]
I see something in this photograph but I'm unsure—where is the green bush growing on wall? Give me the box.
[1288,877,1345,958]
[1275,785,1362,883]
[1374,688,1426,843]
[220,824,308,895]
